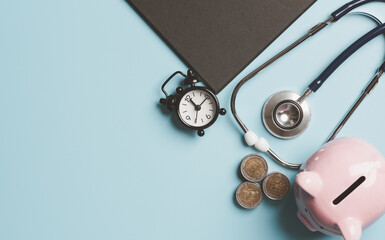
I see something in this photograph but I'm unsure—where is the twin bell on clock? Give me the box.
[159,70,226,136]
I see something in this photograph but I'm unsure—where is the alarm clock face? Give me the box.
[177,87,219,129]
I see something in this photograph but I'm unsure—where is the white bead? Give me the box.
[244,131,259,146]
[254,137,270,152]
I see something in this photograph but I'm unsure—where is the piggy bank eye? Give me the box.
[333,176,366,205]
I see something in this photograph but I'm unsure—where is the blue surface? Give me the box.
[1,0,385,239]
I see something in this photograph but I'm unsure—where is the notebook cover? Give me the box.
[127,0,316,94]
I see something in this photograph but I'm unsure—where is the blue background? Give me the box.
[1,0,385,239]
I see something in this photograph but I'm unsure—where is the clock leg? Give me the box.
[197,129,205,137]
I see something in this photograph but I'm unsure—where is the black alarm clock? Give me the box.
[159,70,226,136]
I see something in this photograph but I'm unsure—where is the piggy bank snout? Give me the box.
[295,138,385,240]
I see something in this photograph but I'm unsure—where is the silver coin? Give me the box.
[240,154,268,182]
[262,172,290,200]
[235,181,263,209]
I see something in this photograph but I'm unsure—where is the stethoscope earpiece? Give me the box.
[262,90,311,139]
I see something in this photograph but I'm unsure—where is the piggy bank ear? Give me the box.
[295,171,323,197]
[338,218,362,240]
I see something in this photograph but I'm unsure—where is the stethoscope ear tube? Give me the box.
[331,0,383,22]
[326,65,384,142]
[309,23,385,92]
[380,60,385,72]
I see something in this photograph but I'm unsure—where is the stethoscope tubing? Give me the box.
[309,23,385,92]
[326,69,384,142]
[230,0,385,170]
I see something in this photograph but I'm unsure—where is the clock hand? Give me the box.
[190,99,198,107]
[195,110,199,124]
[199,98,208,106]
[190,99,201,111]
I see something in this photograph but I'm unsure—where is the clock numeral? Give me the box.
[192,92,195,97]
[206,114,211,119]
[201,118,204,123]
[186,116,191,121]
[185,95,191,102]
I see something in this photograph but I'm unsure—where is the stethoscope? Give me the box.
[230,0,385,169]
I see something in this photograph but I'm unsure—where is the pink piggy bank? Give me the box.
[294,137,385,240]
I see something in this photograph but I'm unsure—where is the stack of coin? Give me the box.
[235,154,291,209]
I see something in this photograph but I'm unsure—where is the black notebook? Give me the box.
[127,0,316,93]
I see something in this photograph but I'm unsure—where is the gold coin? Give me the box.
[235,181,263,209]
[240,154,268,182]
[262,172,290,200]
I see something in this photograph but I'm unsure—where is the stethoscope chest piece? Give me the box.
[262,90,311,139]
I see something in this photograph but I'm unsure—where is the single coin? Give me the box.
[262,172,290,200]
[235,181,263,209]
[240,154,268,182]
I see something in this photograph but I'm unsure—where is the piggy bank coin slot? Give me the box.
[333,176,366,205]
